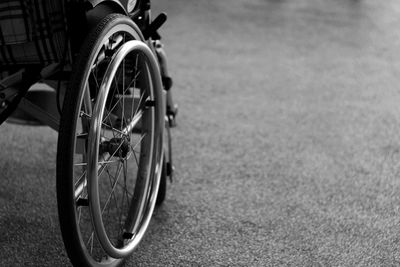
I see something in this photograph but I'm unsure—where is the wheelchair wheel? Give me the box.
[57,14,163,266]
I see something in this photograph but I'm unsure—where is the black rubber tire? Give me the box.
[56,14,144,267]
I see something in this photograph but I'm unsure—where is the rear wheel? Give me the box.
[87,39,164,259]
[57,14,163,266]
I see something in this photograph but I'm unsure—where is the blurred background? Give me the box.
[2,0,400,265]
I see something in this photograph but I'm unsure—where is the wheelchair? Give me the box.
[0,0,177,266]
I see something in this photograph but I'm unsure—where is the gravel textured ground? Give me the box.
[2,0,400,266]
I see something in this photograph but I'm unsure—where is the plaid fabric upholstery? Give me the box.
[0,0,69,66]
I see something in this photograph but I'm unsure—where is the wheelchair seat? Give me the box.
[0,0,69,68]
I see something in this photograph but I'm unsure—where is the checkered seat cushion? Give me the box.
[0,0,69,67]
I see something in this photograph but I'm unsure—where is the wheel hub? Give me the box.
[100,137,130,158]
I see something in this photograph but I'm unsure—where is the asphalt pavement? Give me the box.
[2,0,400,266]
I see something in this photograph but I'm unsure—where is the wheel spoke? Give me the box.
[102,72,140,126]
[81,111,126,137]
[130,133,147,152]
[101,161,124,215]
[87,232,95,254]
[119,160,129,234]
[104,163,121,223]
[74,159,120,167]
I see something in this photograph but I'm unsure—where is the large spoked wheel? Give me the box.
[87,39,164,259]
[57,14,163,267]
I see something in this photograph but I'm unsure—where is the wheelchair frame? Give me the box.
[0,0,176,266]
[0,0,175,129]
